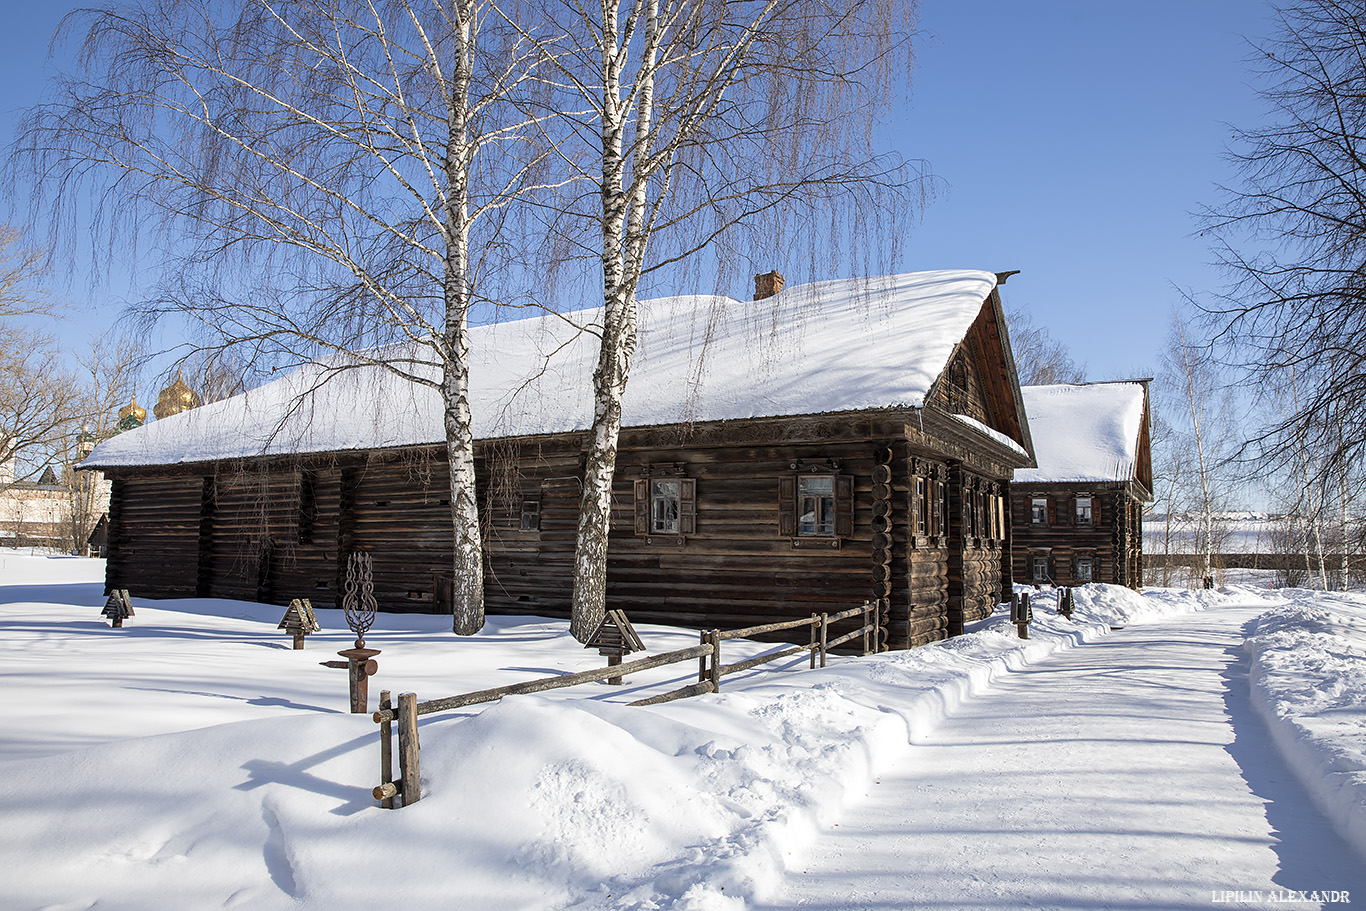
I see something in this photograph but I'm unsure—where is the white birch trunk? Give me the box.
[1340,467,1351,592]
[569,0,660,641]
[444,0,485,634]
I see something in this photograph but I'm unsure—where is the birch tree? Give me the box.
[16,0,557,632]
[503,0,921,639]
[1163,312,1237,585]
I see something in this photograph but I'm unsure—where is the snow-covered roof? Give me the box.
[1013,382,1147,485]
[85,270,1001,468]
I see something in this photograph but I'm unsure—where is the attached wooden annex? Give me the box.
[1010,381,1152,588]
[85,270,1036,649]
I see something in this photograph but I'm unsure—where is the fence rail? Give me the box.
[372,601,882,808]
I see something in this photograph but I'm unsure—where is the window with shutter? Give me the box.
[782,473,853,541]
[635,475,695,542]
[914,477,927,535]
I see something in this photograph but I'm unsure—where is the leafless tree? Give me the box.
[0,325,79,493]
[1162,311,1238,585]
[0,224,58,320]
[56,332,143,552]
[1203,0,1366,492]
[1005,307,1087,387]
[499,0,924,639]
[16,0,561,631]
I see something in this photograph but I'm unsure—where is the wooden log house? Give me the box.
[84,270,1036,649]
[1010,381,1152,588]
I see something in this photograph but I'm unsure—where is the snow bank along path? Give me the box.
[761,599,1366,911]
[1245,592,1366,860]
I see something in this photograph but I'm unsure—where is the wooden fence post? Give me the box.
[397,692,421,806]
[378,690,394,809]
[707,629,721,693]
[862,601,871,655]
[809,614,819,669]
[819,613,829,668]
[698,629,708,684]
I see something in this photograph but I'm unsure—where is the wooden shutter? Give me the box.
[678,478,696,535]
[634,479,649,536]
[835,474,854,538]
[778,476,796,536]
[1046,496,1056,526]
[1093,496,1102,525]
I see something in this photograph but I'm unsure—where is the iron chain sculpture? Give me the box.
[337,551,381,712]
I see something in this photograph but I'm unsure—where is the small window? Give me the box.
[914,478,928,535]
[634,477,696,538]
[798,476,835,536]
[1031,497,1048,525]
[1075,497,1093,525]
[519,498,541,531]
[651,480,681,533]
[1032,555,1050,583]
[1076,557,1093,582]
[778,473,853,539]
[937,481,949,536]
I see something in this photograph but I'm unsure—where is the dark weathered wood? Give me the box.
[406,643,716,716]
[629,679,716,706]
[719,641,814,677]
[707,629,722,692]
[378,689,394,809]
[397,692,420,806]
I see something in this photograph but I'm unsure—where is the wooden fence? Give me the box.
[371,602,879,808]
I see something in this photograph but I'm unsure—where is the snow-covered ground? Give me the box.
[1245,591,1366,859]
[2,550,1363,909]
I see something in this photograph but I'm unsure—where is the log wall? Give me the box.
[1010,483,1145,588]
[103,411,1022,649]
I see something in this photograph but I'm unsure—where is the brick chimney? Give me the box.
[753,270,785,301]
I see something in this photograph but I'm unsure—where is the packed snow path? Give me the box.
[761,603,1366,911]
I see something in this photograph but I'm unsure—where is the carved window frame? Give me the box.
[778,462,853,549]
[634,466,694,546]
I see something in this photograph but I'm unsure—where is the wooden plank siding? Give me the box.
[1009,484,1145,589]
[101,409,1024,650]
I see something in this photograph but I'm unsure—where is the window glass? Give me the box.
[519,499,540,531]
[651,480,680,533]
[937,482,948,535]
[1031,497,1048,525]
[1076,497,1093,525]
[1076,558,1093,582]
[798,476,835,536]
[1032,555,1049,582]
[915,478,927,535]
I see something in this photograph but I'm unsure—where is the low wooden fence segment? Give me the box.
[372,602,879,808]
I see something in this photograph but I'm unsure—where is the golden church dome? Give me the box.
[153,373,202,420]
[118,395,147,424]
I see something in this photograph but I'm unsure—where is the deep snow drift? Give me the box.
[2,551,1362,909]
[1245,591,1366,858]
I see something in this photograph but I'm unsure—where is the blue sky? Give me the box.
[1,1,1278,384]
